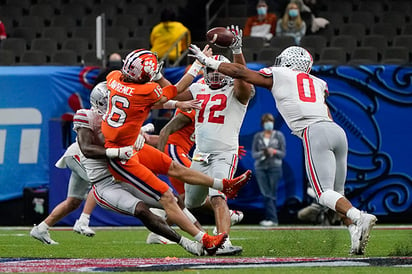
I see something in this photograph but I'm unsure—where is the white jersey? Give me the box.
[265,66,331,135]
[189,82,248,154]
[55,141,83,169]
[73,108,112,184]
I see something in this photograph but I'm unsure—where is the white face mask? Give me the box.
[257,6,267,16]
[263,121,274,131]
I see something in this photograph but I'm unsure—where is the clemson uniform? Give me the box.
[163,108,196,194]
[102,70,177,200]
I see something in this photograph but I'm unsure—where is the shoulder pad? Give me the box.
[258,67,273,77]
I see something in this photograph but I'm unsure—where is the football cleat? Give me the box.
[30,225,58,245]
[350,212,377,255]
[349,224,360,255]
[201,232,228,255]
[215,238,243,256]
[179,236,205,256]
[222,170,252,199]
[73,220,96,237]
[146,232,176,245]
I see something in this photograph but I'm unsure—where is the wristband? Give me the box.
[187,62,203,77]
[206,58,222,70]
[105,148,118,158]
[163,100,177,109]
[232,48,242,55]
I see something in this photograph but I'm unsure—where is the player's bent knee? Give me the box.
[318,190,343,211]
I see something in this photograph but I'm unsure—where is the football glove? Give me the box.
[106,146,133,160]
[227,25,243,54]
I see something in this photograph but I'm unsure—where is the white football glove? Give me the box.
[106,146,133,160]
[227,25,243,54]
[134,134,145,151]
[189,44,221,70]
[152,60,164,81]
[140,123,155,134]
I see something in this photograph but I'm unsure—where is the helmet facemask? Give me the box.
[203,55,232,89]
[90,82,109,115]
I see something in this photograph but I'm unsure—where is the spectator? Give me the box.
[276,2,306,45]
[252,113,286,227]
[290,0,329,35]
[94,53,122,86]
[0,19,7,44]
[244,0,277,42]
[150,8,191,65]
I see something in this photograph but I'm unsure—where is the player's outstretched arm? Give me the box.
[157,113,192,152]
[189,44,272,90]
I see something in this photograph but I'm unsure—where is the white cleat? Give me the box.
[350,212,377,255]
[73,220,96,237]
[213,210,244,235]
[30,225,59,245]
[179,236,205,256]
[146,232,176,245]
[349,224,360,255]
[215,238,243,256]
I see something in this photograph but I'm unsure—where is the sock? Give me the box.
[346,207,361,224]
[79,213,90,224]
[212,179,223,190]
[178,236,187,246]
[194,231,206,242]
[38,221,49,231]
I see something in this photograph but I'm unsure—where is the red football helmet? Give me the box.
[121,49,159,83]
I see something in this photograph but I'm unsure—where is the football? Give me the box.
[206,27,235,48]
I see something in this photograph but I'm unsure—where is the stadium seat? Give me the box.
[42,27,69,48]
[0,50,16,65]
[347,11,375,32]
[393,35,412,51]
[51,50,79,66]
[317,47,347,65]
[82,50,101,66]
[106,27,130,44]
[123,38,151,51]
[348,46,379,65]
[357,1,384,14]
[51,15,78,28]
[10,27,39,43]
[243,36,266,51]
[381,47,409,65]
[402,24,412,35]
[324,1,353,13]
[30,38,58,57]
[270,36,296,50]
[330,35,357,59]
[380,11,408,33]
[29,4,55,19]
[370,23,398,44]
[256,47,281,65]
[337,23,366,44]
[20,50,47,65]
[226,4,248,17]
[63,38,90,57]
[0,38,27,57]
[299,35,327,59]
[112,16,139,33]
[361,35,388,60]
[17,16,45,29]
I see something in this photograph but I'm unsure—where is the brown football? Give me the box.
[206,27,235,48]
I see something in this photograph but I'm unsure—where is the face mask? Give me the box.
[289,9,299,17]
[257,6,267,16]
[263,121,274,131]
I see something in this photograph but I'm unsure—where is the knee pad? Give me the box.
[318,190,343,211]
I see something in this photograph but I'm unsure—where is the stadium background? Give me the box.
[0,0,411,225]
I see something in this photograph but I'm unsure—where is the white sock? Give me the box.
[79,213,90,224]
[346,207,361,224]
[38,221,49,231]
[179,236,189,246]
[194,231,206,242]
[212,179,223,190]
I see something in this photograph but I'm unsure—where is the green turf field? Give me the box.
[0,225,411,273]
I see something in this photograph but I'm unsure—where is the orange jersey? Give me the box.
[166,109,196,153]
[102,70,163,148]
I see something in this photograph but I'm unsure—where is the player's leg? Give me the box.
[92,178,204,256]
[30,156,89,244]
[73,190,96,237]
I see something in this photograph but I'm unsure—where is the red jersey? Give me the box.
[102,70,163,148]
[167,109,195,153]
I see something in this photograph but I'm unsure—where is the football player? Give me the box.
[190,40,378,255]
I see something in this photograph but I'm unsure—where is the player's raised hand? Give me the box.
[189,44,221,70]
[227,25,243,54]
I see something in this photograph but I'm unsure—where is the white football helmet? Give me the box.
[121,49,159,83]
[204,55,232,89]
[90,81,109,115]
[274,46,313,73]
